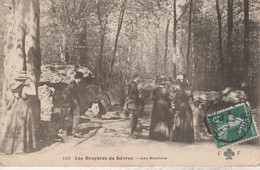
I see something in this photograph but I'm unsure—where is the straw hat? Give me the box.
[9,71,29,92]
[14,71,29,81]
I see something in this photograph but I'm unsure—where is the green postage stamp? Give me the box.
[207,102,259,148]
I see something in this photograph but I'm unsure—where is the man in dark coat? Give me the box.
[128,74,140,134]
[61,71,84,138]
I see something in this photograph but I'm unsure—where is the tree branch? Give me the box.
[176,0,190,24]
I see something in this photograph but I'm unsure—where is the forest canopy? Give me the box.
[0,0,259,93]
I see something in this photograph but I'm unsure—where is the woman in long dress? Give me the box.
[149,78,171,141]
[0,76,37,154]
[172,77,194,143]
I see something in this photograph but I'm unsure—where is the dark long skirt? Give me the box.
[149,98,170,141]
[0,98,37,154]
[173,101,194,143]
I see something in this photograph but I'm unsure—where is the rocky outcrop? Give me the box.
[85,103,99,118]
[40,64,91,84]
[80,85,99,113]
[101,111,126,119]
[191,87,248,141]
[38,64,93,121]
[193,87,248,104]
[96,91,111,116]
[38,85,55,121]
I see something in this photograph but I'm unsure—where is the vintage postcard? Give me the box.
[0,0,259,167]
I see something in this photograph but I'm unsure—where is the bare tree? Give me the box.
[163,18,170,75]
[154,20,160,77]
[216,0,224,87]
[97,0,109,90]
[227,0,233,85]
[172,0,177,79]
[108,0,127,89]
[243,0,249,82]
[172,0,189,79]
[186,0,193,79]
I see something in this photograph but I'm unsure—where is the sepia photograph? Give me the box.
[0,0,259,167]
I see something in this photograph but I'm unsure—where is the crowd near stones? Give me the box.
[0,69,198,154]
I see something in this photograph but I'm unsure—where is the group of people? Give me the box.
[126,74,194,143]
[0,70,194,155]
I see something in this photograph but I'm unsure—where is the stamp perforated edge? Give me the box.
[206,101,259,149]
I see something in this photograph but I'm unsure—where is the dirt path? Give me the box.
[0,109,259,166]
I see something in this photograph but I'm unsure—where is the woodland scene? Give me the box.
[0,0,259,161]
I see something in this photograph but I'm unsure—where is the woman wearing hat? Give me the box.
[149,76,171,141]
[171,74,194,143]
[0,73,37,154]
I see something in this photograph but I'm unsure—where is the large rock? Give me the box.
[191,88,248,141]
[193,91,220,102]
[101,111,126,119]
[221,89,247,103]
[80,85,99,113]
[39,64,93,121]
[40,64,92,84]
[38,85,55,121]
[193,87,248,104]
[85,103,99,118]
[96,91,111,115]
[108,87,126,106]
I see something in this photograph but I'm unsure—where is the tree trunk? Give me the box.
[108,0,127,89]
[99,30,105,91]
[2,0,41,129]
[243,0,249,82]
[173,63,177,80]
[163,19,170,75]
[173,0,177,49]
[97,0,107,91]
[186,0,193,79]
[154,23,159,77]
[216,0,224,87]
[79,22,87,66]
[172,0,177,78]
[60,32,66,64]
[227,0,233,86]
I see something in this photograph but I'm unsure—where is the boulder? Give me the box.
[40,64,91,84]
[221,89,247,103]
[80,85,99,113]
[96,91,111,115]
[39,64,93,121]
[85,103,99,118]
[38,85,55,121]
[190,102,212,141]
[193,87,248,104]
[191,88,248,141]
[193,91,220,102]
[101,111,125,119]
[108,88,124,106]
